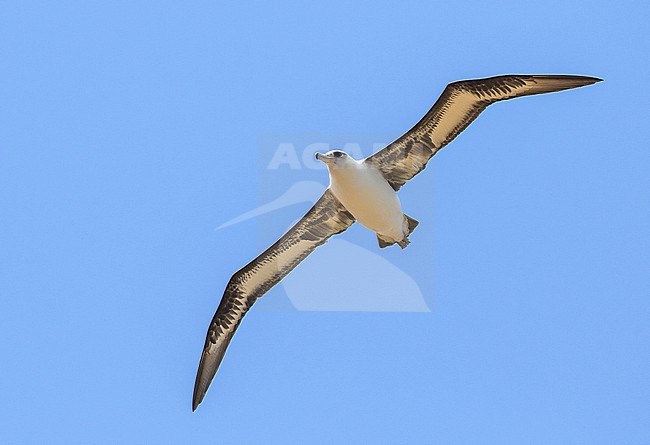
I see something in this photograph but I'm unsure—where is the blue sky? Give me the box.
[1,1,649,443]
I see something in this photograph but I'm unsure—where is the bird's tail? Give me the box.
[404,214,419,235]
[376,214,419,249]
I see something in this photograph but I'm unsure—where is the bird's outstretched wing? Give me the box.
[192,189,354,411]
[365,74,602,190]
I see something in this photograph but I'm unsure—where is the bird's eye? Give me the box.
[333,151,342,158]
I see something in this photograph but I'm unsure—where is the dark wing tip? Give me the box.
[559,74,603,85]
[529,74,603,87]
[191,348,219,412]
[507,74,603,97]
[192,369,206,411]
[192,361,206,411]
[191,327,234,412]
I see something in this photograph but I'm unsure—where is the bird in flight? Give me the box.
[192,74,601,410]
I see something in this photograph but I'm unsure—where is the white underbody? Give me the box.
[328,159,407,243]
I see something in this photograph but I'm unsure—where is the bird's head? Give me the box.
[315,150,354,169]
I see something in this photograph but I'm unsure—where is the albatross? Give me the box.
[193,74,601,410]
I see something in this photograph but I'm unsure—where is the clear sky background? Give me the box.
[1,1,648,444]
